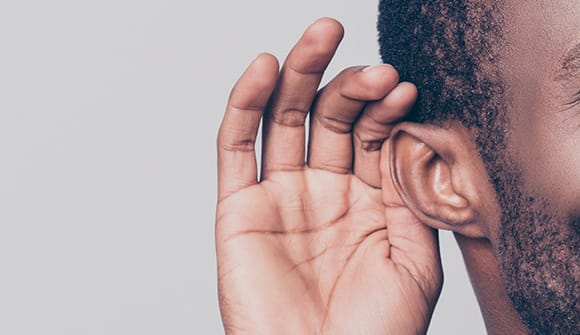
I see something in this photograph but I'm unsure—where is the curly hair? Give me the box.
[377,0,508,190]
[377,2,580,334]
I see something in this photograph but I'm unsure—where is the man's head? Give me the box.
[377,0,579,333]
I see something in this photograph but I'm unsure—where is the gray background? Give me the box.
[0,0,485,334]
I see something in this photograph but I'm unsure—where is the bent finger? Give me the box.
[307,64,400,173]
[217,53,279,201]
[353,82,417,187]
[261,18,344,178]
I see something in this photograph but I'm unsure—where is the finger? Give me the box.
[307,64,400,173]
[261,18,344,178]
[217,53,279,201]
[353,82,418,187]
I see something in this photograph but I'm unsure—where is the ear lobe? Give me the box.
[388,122,488,238]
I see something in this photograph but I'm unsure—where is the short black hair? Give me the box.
[377,0,508,187]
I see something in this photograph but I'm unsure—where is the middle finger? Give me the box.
[261,18,344,178]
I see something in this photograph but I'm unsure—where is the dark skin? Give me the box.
[217,19,441,335]
[386,2,579,332]
[216,1,579,333]
[474,1,579,332]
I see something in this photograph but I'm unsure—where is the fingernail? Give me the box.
[362,65,381,72]
[362,64,392,72]
[362,65,377,72]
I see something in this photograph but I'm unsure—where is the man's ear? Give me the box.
[386,121,497,239]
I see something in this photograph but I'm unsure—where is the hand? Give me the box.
[216,18,442,335]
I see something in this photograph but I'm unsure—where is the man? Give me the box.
[216,1,579,334]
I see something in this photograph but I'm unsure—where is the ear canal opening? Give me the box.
[389,129,473,228]
[387,123,489,238]
[431,156,469,209]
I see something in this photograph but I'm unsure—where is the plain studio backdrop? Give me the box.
[0,1,485,334]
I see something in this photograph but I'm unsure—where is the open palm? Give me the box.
[216,19,442,335]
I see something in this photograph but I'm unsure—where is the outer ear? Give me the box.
[386,121,497,239]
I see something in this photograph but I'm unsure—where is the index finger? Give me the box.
[217,53,279,201]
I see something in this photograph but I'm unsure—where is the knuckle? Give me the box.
[313,112,352,134]
[217,128,256,153]
[360,140,383,152]
[355,131,385,152]
[270,107,308,127]
[219,139,255,153]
